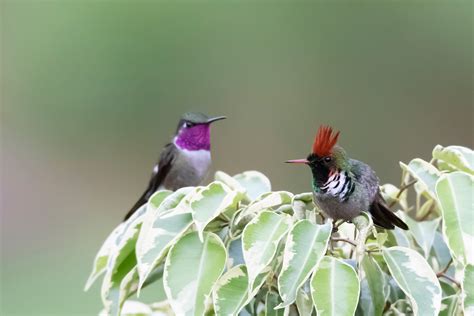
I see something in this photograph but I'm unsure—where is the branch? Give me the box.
[436,258,453,276]
[389,179,417,208]
[331,237,358,247]
[437,273,460,288]
[436,258,459,287]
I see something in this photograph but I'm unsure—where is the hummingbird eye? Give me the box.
[324,156,332,163]
[184,122,195,128]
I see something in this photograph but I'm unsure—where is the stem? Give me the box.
[389,179,417,208]
[349,228,356,259]
[333,219,345,231]
[331,237,358,247]
[331,237,382,254]
[437,273,460,288]
[416,192,421,214]
[436,258,460,287]
[436,258,453,276]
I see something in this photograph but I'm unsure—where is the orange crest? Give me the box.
[312,125,340,157]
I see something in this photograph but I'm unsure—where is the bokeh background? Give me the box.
[1,1,472,315]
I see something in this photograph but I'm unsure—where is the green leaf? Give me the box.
[417,199,436,220]
[136,189,195,291]
[383,246,442,316]
[386,274,405,303]
[163,232,227,316]
[432,232,452,272]
[228,238,245,267]
[359,255,386,316]
[265,292,285,316]
[387,228,411,248]
[310,256,360,316]
[400,158,441,199]
[213,265,251,316]
[463,264,474,314]
[233,170,271,200]
[107,266,140,316]
[190,181,243,240]
[439,295,459,316]
[147,190,173,210]
[295,285,313,316]
[242,211,292,286]
[85,222,126,291]
[277,220,332,307]
[101,205,146,315]
[433,145,474,175]
[436,172,474,265]
[402,214,441,257]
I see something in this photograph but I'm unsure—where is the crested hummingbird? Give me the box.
[123,112,226,220]
[286,125,408,230]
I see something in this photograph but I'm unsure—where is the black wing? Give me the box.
[123,143,176,221]
[369,191,409,230]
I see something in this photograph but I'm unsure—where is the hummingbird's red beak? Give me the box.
[285,159,309,164]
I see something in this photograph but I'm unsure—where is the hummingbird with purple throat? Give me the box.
[123,112,226,220]
[286,125,408,230]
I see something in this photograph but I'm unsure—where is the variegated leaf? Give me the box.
[383,246,441,316]
[245,191,293,215]
[190,181,243,240]
[381,183,408,210]
[242,211,292,286]
[463,263,474,315]
[212,264,267,316]
[436,172,474,265]
[295,285,313,316]
[400,158,441,199]
[359,255,386,316]
[433,145,474,175]
[163,232,226,316]
[277,220,332,307]
[85,222,125,291]
[402,214,441,257]
[214,171,246,194]
[135,188,195,291]
[213,265,249,316]
[101,205,147,315]
[387,227,411,248]
[106,266,140,316]
[120,300,152,316]
[310,256,360,316]
[233,170,271,200]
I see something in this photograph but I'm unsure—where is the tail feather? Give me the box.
[123,190,148,221]
[369,192,408,230]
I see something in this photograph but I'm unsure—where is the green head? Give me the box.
[286,125,349,187]
[176,112,226,131]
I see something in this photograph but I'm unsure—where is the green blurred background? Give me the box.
[1,1,472,315]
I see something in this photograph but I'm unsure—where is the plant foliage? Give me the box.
[86,145,473,316]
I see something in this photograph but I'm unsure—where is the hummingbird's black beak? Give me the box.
[206,116,227,124]
[285,159,309,164]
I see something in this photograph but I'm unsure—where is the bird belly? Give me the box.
[163,149,211,190]
[313,192,367,221]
